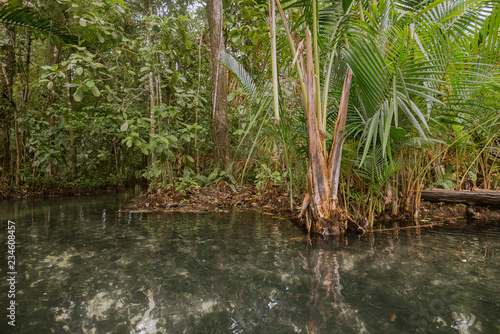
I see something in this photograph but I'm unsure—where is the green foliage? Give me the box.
[206,168,237,185]
[255,163,288,190]
[122,105,204,188]
[172,177,200,195]
[0,3,78,44]
[75,175,117,190]
[431,173,457,190]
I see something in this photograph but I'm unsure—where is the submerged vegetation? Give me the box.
[1,0,499,232]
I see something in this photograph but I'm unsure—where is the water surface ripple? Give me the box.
[1,194,499,333]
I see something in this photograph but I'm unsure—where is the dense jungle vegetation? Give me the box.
[1,0,499,230]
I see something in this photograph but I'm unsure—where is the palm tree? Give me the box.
[269,0,498,234]
[218,0,497,233]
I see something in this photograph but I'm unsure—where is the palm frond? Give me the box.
[0,4,78,45]
[222,53,259,99]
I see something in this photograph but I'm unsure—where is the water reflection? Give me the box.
[0,194,499,333]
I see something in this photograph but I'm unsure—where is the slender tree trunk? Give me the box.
[327,68,353,208]
[0,107,10,179]
[149,67,155,164]
[19,32,33,182]
[195,23,204,176]
[207,0,231,170]
[114,138,122,185]
[1,26,17,184]
[268,0,280,124]
[156,74,162,106]
[46,44,59,178]
[13,105,20,186]
[22,32,32,106]
[66,73,77,180]
[147,0,155,166]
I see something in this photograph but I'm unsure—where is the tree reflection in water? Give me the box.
[0,195,498,333]
[303,237,368,334]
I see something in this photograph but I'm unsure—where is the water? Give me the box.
[1,194,499,333]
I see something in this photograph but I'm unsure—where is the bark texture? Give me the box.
[0,26,16,181]
[66,74,77,180]
[46,45,60,179]
[422,190,500,205]
[328,68,353,207]
[299,29,352,235]
[302,29,332,233]
[207,0,231,170]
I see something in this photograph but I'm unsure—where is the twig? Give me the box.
[370,223,438,232]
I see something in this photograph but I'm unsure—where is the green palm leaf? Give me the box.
[222,53,259,99]
[0,4,78,45]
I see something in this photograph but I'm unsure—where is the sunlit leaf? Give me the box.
[91,85,100,97]
[74,87,83,102]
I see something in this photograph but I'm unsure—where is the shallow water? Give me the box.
[1,194,499,333]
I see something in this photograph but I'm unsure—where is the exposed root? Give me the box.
[301,201,349,235]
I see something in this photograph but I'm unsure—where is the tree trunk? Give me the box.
[66,73,77,180]
[207,0,231,170]
[149,66,155,164]
[301,29,334,234]
[328,68,353,208]
[13,103,20,186]
[195,24,204,175]
[114,138,122,186]
[19,31,33,184]
[0,106,10,179]
[268,0,280,124]
[147,0,156,167]
[46,44,59,179]
[421,189,500,205]
[0,26,17,184]
[299,29,353,235]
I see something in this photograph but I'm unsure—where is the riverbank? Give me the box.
[127,183,298,215]
[4,180,498,231]
[126,184,500,232]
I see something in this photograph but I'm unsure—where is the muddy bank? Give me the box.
[127,184,500,232]
[127,183,298,216]
[418,201,500,222]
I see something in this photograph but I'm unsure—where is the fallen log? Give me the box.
[421,189,500,206]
